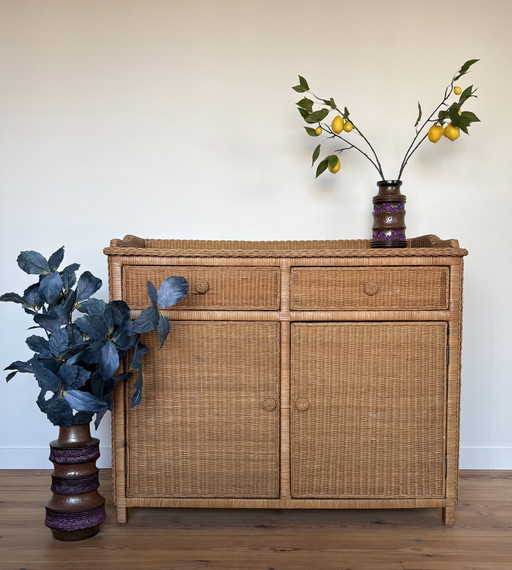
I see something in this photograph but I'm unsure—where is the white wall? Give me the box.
[0,0,510,469]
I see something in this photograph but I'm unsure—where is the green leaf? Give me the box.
[343,107,350,119]
[304,127,318,137]
[305,109,329,124]
[298,75,309,90]
[414,102,422,128]
[315,158,329,178]
[329,98,337,110]
[459,85,476,106]
[292,85,308,93]
[327,155,339,168]
[461,111,480,123]
[454,59,479,80]
[296,97,314,112]
[312,144,321,166]
[297,107,309,120]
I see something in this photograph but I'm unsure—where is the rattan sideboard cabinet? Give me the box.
[104,235,467,525]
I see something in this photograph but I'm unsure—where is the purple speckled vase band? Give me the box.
[51,472,100,494]
[49,443,100,464]
[45,504,106,532]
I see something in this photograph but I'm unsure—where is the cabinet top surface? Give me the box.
[104,235,467,259]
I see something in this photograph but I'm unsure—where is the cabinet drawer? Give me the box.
[122,266,280,310]
[290,266,449,310]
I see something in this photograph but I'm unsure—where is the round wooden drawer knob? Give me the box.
[262,398,277,412]
[295,398,310,411]
[364,281,379,296]
[194,279,210,294]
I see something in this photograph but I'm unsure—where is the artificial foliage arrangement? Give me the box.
[0,246,189,428]
[293,59,480,181]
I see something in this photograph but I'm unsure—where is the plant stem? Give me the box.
[396,80,454,180]
[309,90,386,179]
[325,126,384,178]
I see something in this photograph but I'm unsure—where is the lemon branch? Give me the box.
[293,84,385,180]
[396,83,455,180]
[324,123,385,179]
[293,60,479,183]
[396,60,480,180]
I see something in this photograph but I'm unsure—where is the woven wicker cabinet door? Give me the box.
[126,321,280,498]
[290,322,447,499]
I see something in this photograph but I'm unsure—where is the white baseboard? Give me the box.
[1,447,511,470]
[459,447,512,470]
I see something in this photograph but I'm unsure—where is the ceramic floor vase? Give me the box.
[45,423,106,541]
[371,180,407,248]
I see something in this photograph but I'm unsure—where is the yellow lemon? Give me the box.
[444,123,460,141]
[427,124,444,143]
[343,121,353,132]
[331,115,344,134]
[328,157,341,173]
[453,86,462,95]
[315,126,322,136]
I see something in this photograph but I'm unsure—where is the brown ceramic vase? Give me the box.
[45,423,106,541]
[371,180,407,248]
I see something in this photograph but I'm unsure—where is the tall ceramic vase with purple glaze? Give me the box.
[371,180,407,248]
[45,423,106,541]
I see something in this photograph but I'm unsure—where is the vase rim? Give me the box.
[377,179,402,185]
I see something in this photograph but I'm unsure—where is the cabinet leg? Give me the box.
[116,504,128,524]
[442,506,455,526]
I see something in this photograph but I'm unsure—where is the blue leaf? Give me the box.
[0,292,25,304]
[5,360,34,381]
[76,271,102,302]
[133,305,159,333]
[147,281,158,306]
[23,283,41,309]
[26,335,51,355]
[58,363,91,390]
[33,313,63,334]
[17,250,51,275]
[79,340,105,365]
[157,314,171,347]
[64,390,108,413]
[157,276,189,309]
[130,368,143,408]
[48,247,65,271]
[31,360,62,391]
[48,327,69,357]
[38,391,74,427]
[94,408,108,429]
[110,300,131,325]
[131,341,148,370]
[61,264,79,290]
[100,341,119,379]
[75,313,109,340]
[78,298,107,316]
[39,271,64,304]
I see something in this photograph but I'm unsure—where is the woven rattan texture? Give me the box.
[126,322,280,499]
[122,266,280,310]
[290,322,447,498]
[290,266,449,310]
[104,234,467,259]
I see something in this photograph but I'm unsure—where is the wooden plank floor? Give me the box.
[0,470,511,570]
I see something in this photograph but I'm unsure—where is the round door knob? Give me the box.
[295,398,309,411]
[262,398,277,412]
[194,279,209,294]
[364,281,379,296]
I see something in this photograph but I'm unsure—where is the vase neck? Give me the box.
[57,424,92,446]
